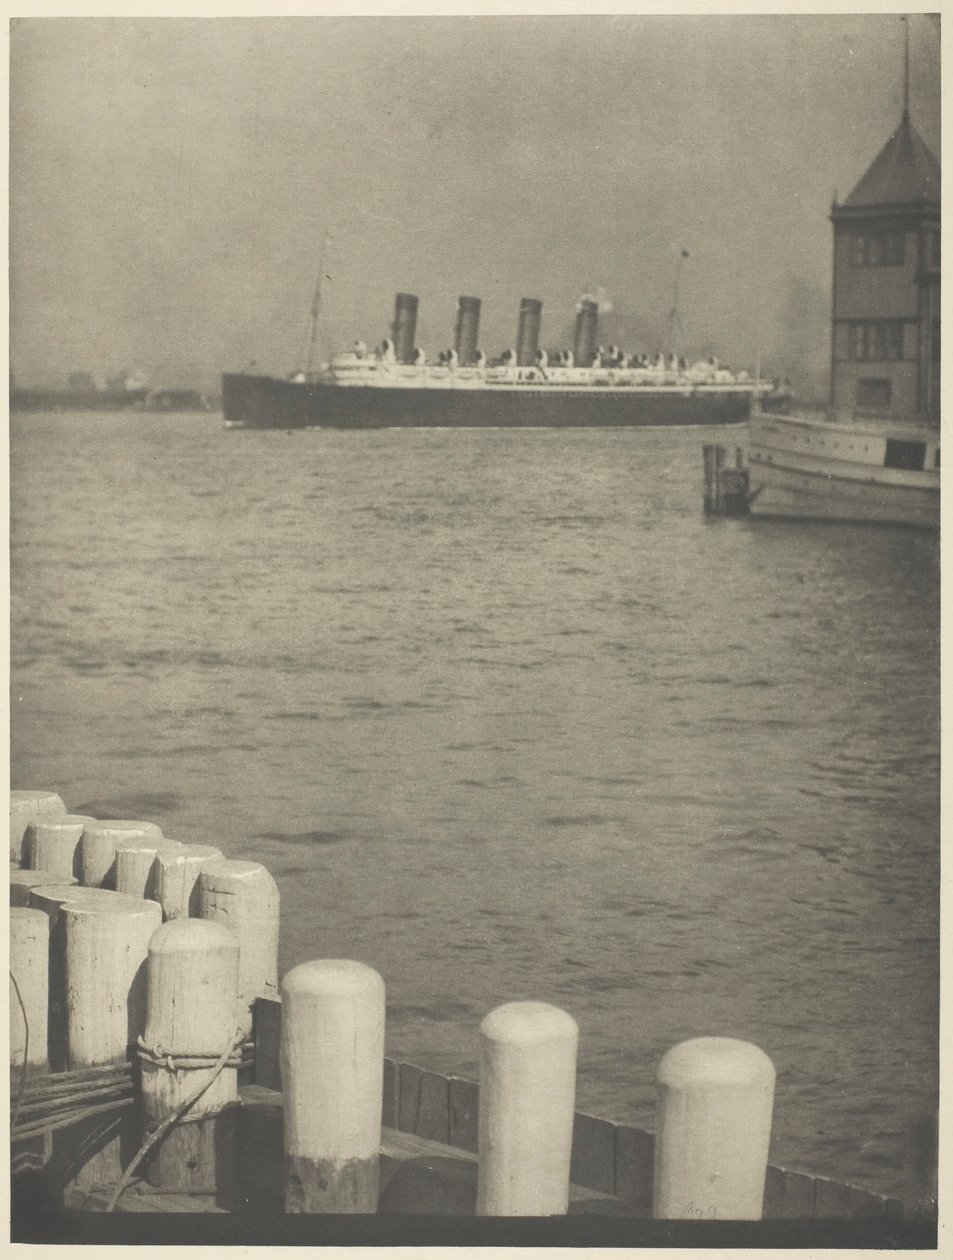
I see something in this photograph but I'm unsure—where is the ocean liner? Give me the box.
[222,291,773,430]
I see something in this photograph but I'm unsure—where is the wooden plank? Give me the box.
[379,1124,631,1217]
[569,1112,616,1195]
[382,1057,399,1130]
[813,1176,851,1218]
[614,1124,653,1209]
[397,1061,423,1134]
[763,1165,815,1218]
[448,1076,479,1153]
[237,1084,283,1214]
[848,1185,887,1217]
[415,1070,450,1144]
[252,997,282,1091]
[379,1127,478,1216]
[11,1133,53,1175]
[65,1184,227,1213]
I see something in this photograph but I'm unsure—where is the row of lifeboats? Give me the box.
[324,354,750,388]
[348,337,739,378]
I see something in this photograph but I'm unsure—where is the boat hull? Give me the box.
[746,412,940,529]
[222,373,756,430]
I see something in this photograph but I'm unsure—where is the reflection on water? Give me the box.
[10,411,939,1200]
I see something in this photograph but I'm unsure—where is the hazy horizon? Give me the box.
[10,13,941,397]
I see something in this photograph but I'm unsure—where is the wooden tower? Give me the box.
[829,102,939,426]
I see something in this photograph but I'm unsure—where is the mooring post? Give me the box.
[79,819,164,890]
[156,843,224,920]
[139,918,241,1200]
[281,959,386,1213]
[195,860,280,1035]
[703,444,718,515]
[26,815,97,879]
[9,790,67,864]
[653,1037,775,1220]
[10,907,50,1075]
[115,834,182,902]
[28,883,94,1072]
[60,890,163,1188]
[10,868,77,908]
[476,1000,578,1216]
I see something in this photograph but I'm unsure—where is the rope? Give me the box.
[137,1036,244,1072]
[9,971,29,1131]
[13,1096,136,1142]
[104,1027,245,1213]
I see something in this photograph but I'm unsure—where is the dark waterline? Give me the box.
[10,410,939,1202]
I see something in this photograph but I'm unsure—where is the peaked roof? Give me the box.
[844,112,940,209]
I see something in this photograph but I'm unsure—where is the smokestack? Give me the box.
[573,299,599,367]
[454,297,481,366]
[391,293,419,365]
[516,298,543,367]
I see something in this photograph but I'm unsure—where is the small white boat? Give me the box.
[746,410,939,530]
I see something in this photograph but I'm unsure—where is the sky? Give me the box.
[8,10,942,395]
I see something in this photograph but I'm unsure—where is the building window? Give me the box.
[884,439,926,471]
[846,321,905,361]
[856,379,891,412]
[849,230,905,266]
[923,228,941,271]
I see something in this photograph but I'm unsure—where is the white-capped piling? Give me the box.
[653,1037,775,1220]
[10,867,77,907]
[156,843,223,919]
[115,834,182,901]
[10,907,50,1074]
[195,859,280,1034]
[476,1000,579,1216]
[26,814,96,879]
[281,960,386,1212]
[10,790,67,864]
[29,883,92,1071]
[80,819,163,889]
[140,918,241,1197]
[62,890,162,1071]
[60,889,163,1187]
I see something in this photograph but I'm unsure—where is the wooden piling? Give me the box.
[26,815,97,879]
[60,890,162,1187]
[653,1036,775,1220]
[10,790,67,864]
[476,1000,578,1216]
[10,867,77,908]
[10,907,50,1075]
[140,918,241,1199]
[80,819,163,889]
[702,443,750,517]
[62,892,162,1071]
[703,443,721,516]
[280,959,386,1213]
[195,859,280,1035]
[156,843,224,920]
[115,834,181,902]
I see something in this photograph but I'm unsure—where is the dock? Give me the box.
[9,788,937,1245]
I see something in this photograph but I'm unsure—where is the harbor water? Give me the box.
[10,410,939,1204]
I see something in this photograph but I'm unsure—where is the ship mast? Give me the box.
[305,231,331,376]
[667,248,689,350]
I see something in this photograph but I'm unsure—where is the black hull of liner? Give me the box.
[222,374,753,429]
